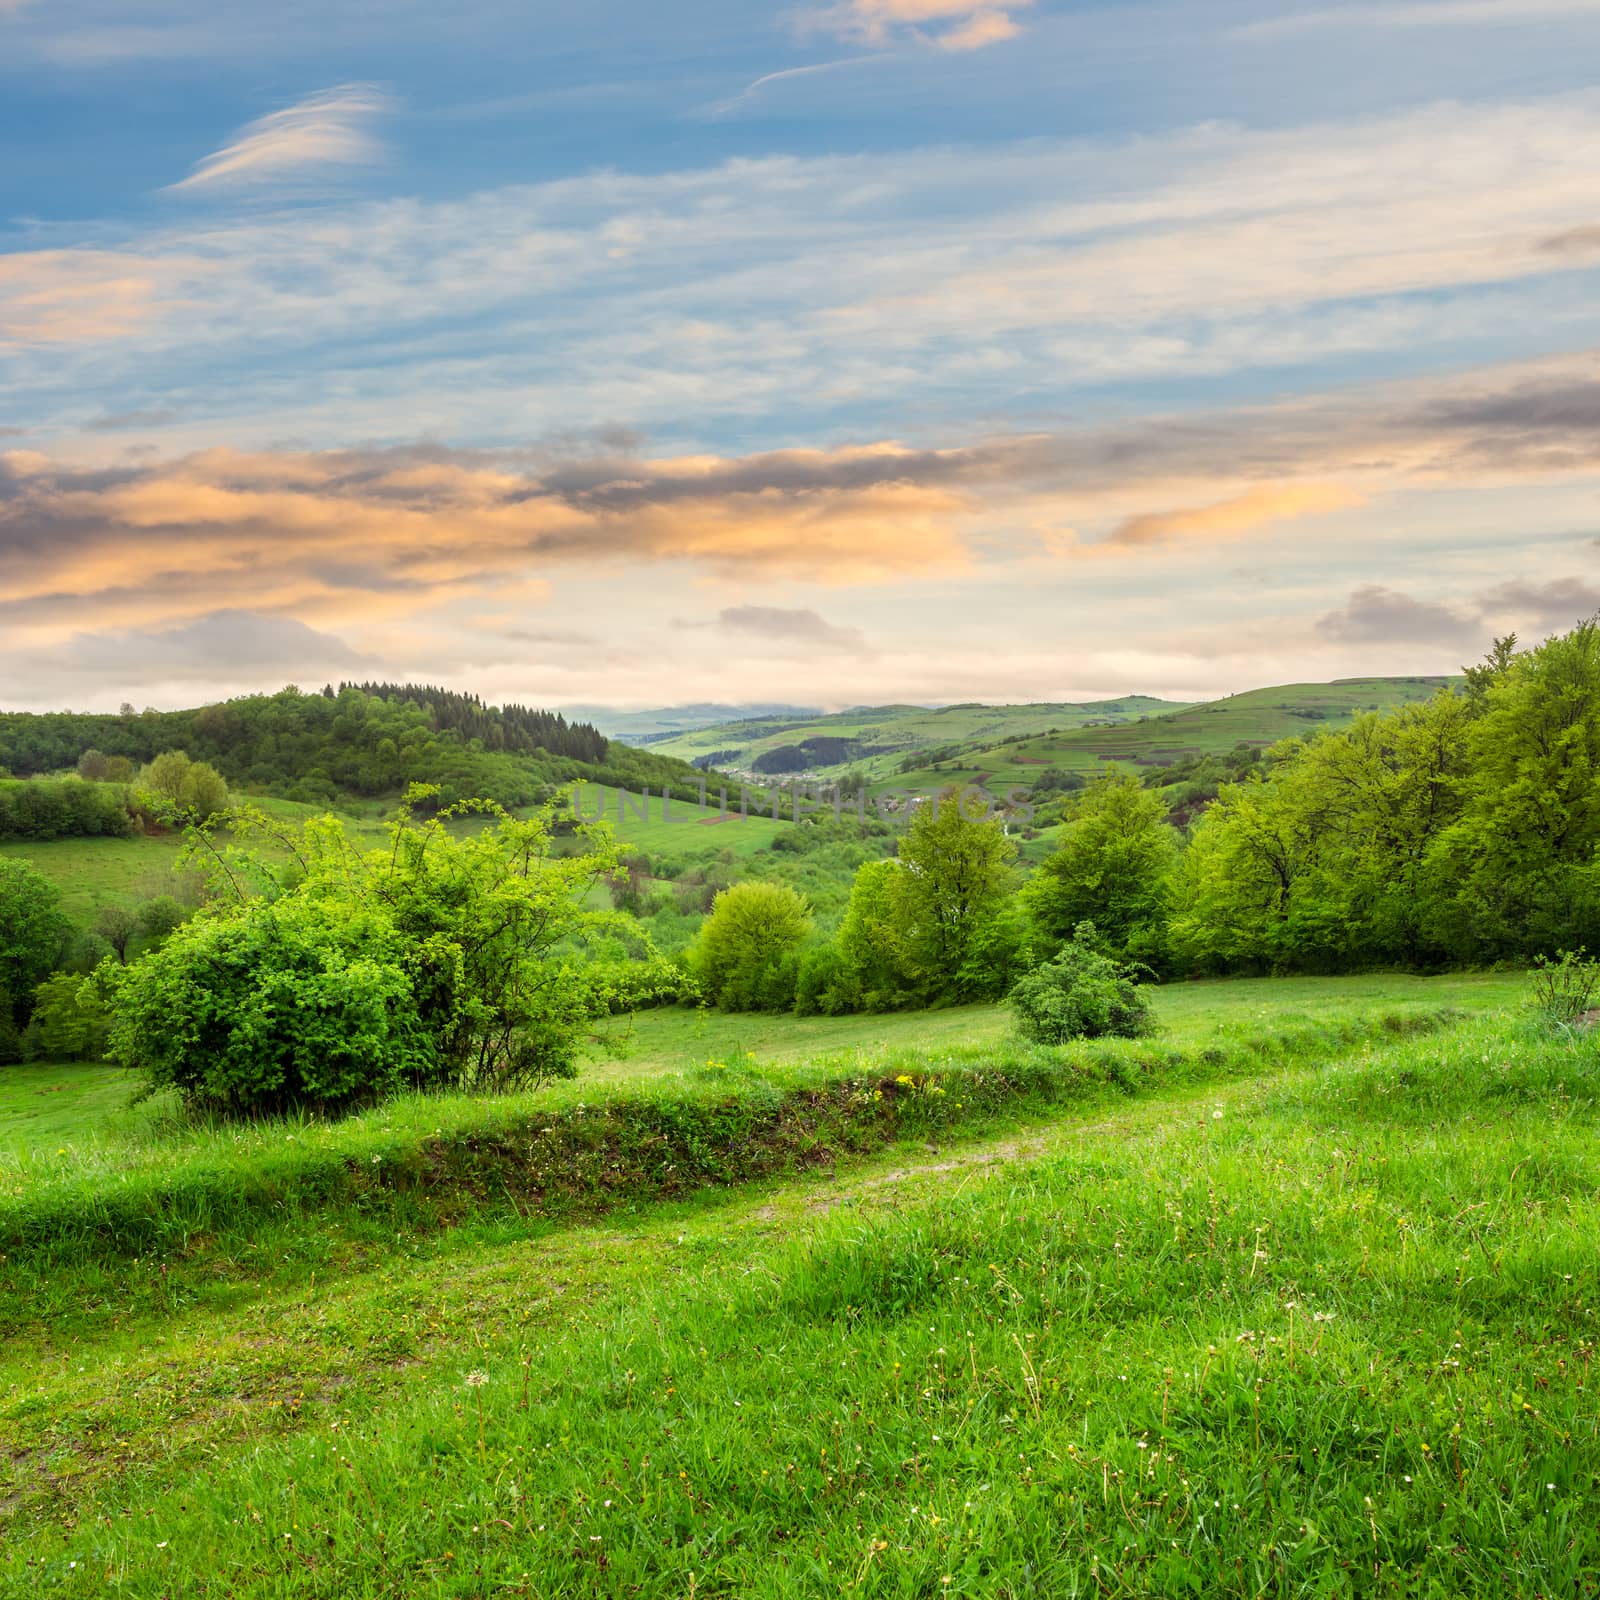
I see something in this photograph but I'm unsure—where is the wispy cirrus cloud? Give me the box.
[168,84,390,194]
[1242,0,1600,35]
[801,0,1035,51]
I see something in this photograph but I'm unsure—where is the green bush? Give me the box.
[689,881,812,1011]
[1008,922,1157,1043]
[103,791,641,1115]
[23,971,111,1062]
[105,898,436,1114]
[1528,948,1600,1028]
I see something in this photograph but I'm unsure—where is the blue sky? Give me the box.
[4,0,1600,711]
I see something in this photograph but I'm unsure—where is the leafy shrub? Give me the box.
[0,778,133,842]
[106,899,435,1114]
[1528,948,1600,1029]
[689,881,812,1011]
[1008,923,1157,1044]
[23,971,111,1062]
[135,750,229,822]
[104,790,647,1115]
[794,943,852,1016]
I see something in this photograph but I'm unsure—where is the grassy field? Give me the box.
[2,786,790,931]
[2,974,1594,1596]
[1,971,1524,1154]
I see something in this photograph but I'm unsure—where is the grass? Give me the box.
[0,972,1524,1153]
[4,1001,1596,1595]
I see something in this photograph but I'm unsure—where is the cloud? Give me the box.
[0,250,187,348]
[0,441,971,644]
[85,407,182,433]
[1536,224,1600,258]
[802,0,1034,51]
[1105,484,1365,551]
[1315,585,1480,647]
[1478,576,1600,630]
[700,56,884,118]
[0,610,376,707]
[1242,0,1600,35]
[1316,573,1600,650]
[168,84,389,194]
[707,605,868,650]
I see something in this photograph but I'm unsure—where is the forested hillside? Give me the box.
[0,683,712,809]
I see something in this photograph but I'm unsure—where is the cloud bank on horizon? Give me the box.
[3,0,1600,711]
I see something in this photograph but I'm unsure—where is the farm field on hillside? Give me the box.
[644,697,1189,780]
[4,1002,1593,1596]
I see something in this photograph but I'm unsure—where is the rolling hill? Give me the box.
[639,696,1192,780]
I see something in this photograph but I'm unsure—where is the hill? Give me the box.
[0,682,717,812]
[878,675,1455,795]
[640,696,1192,779]
[560,702,823,740]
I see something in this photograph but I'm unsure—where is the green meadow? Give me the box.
[4,973,1596,1597]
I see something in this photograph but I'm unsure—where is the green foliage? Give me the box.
[689,880,813,1011]
[104,791,645,1114]
[105,898,437,1115]
[0,857,71,1030]
[1527,947,1600,1029]
[0,777,133,842]
[893,790,1017,1000]
[833,858,917,1010]
[1170,690,1473,972]
[1008,921,1157,1042]
[135,750,230,821]
[1441,621,1600,957]
[1025,768,1177,965]
[0,684,712,815]
[23,970,110,1062]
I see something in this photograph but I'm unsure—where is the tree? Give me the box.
[25,971,110,1061]
[0,858,71,1029]
[894,790,1017,1000]
[1440,621,1600,957]
[137,895,188,948]
[1025,769,1177,966]
[77,748,111,781]
[137,751,229,820]
[689,881,813,1011]
[94,904,141,964]
[834,859,917,1010]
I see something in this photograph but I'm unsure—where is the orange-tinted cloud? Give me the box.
[805,0,1033,49]
[1105,483,1367,550]
[0,250,179,347]
[0,443,973,642]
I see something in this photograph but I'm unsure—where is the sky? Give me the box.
[3,0,1600,713]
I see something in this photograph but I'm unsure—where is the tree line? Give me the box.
[683,621,1600,1013]
[0,684,705,812]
